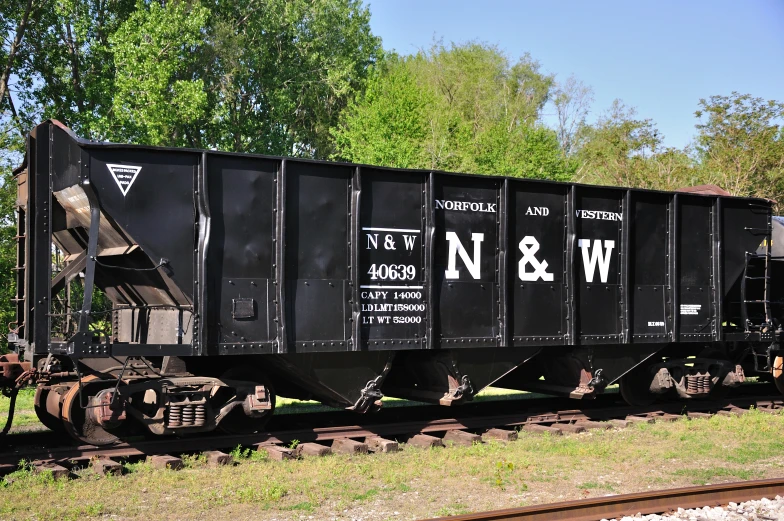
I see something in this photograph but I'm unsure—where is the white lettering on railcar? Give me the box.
[680,304,702,315]
[578,239,615,283]
[360,291,387,299]
[444,232,484,280]
[648,321,665,327]
[576,210,623,221]
[518,236,553,281]
[106,163,142,196]
[361,227,425,330]
[435,200,497,213]
[525,207,549,216]
[364,227,420,251]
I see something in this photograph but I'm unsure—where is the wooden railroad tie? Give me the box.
[522,424,562,435]
[443,430,483,446]
[204,451,233,467]
[625,415,655,424]
[555,423,586,434]
[147,455,184,471]
[259,444,296,461]
[90,457,122,476]
[296,443,332,457]
[331,438,368,455]
[483,428,518,442]
[33,462,69,479]
[365,436,399,453]
[407,434,445,448]
[575,420,612,430]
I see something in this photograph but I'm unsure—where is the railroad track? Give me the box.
[422,478,784,521]
[1,391,782,477]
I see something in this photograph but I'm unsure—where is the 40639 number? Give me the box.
[367,264,416,281]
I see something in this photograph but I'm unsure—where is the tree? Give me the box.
[0,0,37,135]
[332,57,434,169]
[694,92,784,207]
[13,0,137,136]
[333,42,576,182]
[576,100,699,190]
[104,0,210,146]
[189,0,381,157]
[552,75,593,156]
[11,0,381,157]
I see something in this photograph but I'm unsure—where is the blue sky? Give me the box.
[365,0,784,149]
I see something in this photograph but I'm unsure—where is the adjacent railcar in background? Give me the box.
[2,120,781,445]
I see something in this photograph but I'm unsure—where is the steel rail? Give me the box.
[420,478,784,521]
[0,393,781,475]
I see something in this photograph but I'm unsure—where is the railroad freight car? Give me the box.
[1,120,781,445]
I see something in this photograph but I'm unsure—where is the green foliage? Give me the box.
[576,100,701,190]
[490,460,515,490]
[575,94,784,206]
[230,444,268,462]
[13,0,381,157]
[15,0,138,135]
[332,58,434,168]
[694,92,784,208]
[178,0,381,157]
[105,0,210,146]
[333,42,576,182]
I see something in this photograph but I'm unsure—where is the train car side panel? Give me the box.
[206,154,278,355]
[284,161,353,351]
[433,174,501,346]
[358,168,427,348]
[629,192,671,342]
[510,181,569,345]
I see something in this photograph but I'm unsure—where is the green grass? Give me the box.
[578,481,616,492]
[435,503,471,516]
[2,410,784,520]
[673,466,758,485]
[0,388,38,429]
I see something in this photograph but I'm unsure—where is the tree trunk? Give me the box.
[0,0,35,106]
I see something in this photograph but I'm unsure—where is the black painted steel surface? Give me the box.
[11,120,780,410]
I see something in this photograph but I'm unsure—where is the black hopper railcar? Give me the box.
[1,120,781,444]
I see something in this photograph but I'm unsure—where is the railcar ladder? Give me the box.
[741,250,772,334]
[8,195,26,344]
[741,219,776,371]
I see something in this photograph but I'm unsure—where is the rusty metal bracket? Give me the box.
[350,376,384,413]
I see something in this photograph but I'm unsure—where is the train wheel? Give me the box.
[619,365,657,407]
[773,356,784,395]
[61,375,137,445]
[34,386,66,434]
[217,367,276,435]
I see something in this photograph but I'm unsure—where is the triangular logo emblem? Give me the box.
[106,163,142,196]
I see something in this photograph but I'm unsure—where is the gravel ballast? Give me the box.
[604,495,784,520]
